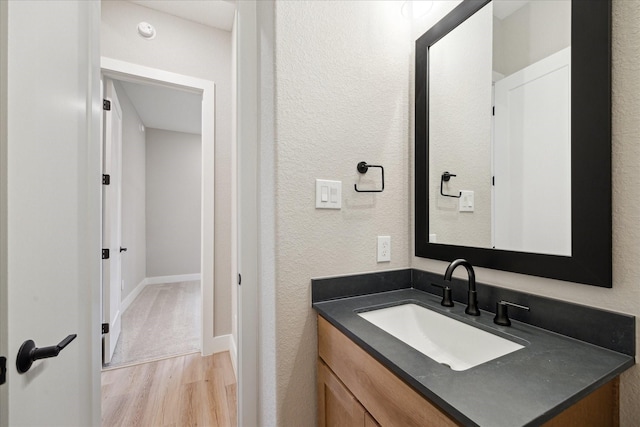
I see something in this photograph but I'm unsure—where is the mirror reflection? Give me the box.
[428,0,571,256]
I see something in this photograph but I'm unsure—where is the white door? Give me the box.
[0,1,101,425]
[102,79,123,364]
[493,47,571,256]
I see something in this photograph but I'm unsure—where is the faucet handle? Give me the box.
[493,301,530,326]
[431,283,454,307]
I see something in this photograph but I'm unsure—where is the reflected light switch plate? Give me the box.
[459,190,474,212]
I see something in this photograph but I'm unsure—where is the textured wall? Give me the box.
[114,82,147,299]
[493,0,571,76]
[412,0,640,424]
[145,128,201,277]
[274,1,411,424]
[428,3,492,248]
[101,1,233,335]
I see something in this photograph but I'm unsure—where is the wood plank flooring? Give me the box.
[102,351,237,427]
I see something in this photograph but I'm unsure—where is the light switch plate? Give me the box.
[316,179,342,209]
[459,190,474,212]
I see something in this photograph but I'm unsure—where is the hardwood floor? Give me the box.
[102,351,237,427]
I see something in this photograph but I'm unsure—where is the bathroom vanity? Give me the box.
[318,316,618,427]
[312,271,634,427]
[314,2,629,424]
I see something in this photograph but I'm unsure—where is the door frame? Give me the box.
[236,1,278,424]
[0,0,8,424]
[102,78,124,364]
[101,57,217,355]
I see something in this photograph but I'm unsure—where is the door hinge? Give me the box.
[0,356,6,385]
[102,248,110,259]
[102,174,110,185]
[102,323,110,334]
[103,99,111,111]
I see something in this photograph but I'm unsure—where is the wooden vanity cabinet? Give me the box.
[318,315,461,427]
[317,315,619,427]
[318,359,380,427]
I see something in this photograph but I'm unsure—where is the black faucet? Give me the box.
[444,259,480,316]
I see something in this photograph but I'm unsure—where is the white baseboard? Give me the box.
[145,273,201,285]
[204,334,231,354]
[121,273,201,314]
[203,333,236,378]
[120,278,148,314]
[229,334,237,379]
[120,273,234,376]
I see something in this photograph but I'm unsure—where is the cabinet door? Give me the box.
[318,316,460,427]
[318,359,367,426]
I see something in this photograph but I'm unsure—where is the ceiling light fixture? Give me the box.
[137,22,156,40]
[401,1,434,19]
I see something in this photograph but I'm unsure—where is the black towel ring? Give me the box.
[354,161,384,193]
[440,171,461,198]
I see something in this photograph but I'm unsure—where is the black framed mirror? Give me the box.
[415,0,612,287]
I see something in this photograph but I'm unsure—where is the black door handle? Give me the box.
[0,356,6,385]
[120,247,127,252]
[16,334,77,373]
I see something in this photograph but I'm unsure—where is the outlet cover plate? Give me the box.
[459,190,474,212]
[377,236,391,262]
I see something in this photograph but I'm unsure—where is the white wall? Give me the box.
[428,3,492,248]
[113,81,147,299]
[493,0,571,76]
[145,128,201,277]
[101,0,234,335]
[272,1,411,424]
[412,1,640,425]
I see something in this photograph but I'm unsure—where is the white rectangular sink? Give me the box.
[358,303,524,371]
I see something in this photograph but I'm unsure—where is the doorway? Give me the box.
[1,2,235,424]
[102,74,205,368]
[101,58,216,366]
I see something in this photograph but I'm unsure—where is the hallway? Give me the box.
[106,281,201,368]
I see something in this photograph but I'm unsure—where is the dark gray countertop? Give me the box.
[313,288,635,427]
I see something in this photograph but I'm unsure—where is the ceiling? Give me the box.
[117,0,527,135]
[116,0,237,135]
[129,0,236,31]
[119,81,202,135]
[493,1,529,20]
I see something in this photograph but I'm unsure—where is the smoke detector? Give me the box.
[137,22,156,40]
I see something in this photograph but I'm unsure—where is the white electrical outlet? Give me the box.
[377,236,391,262]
